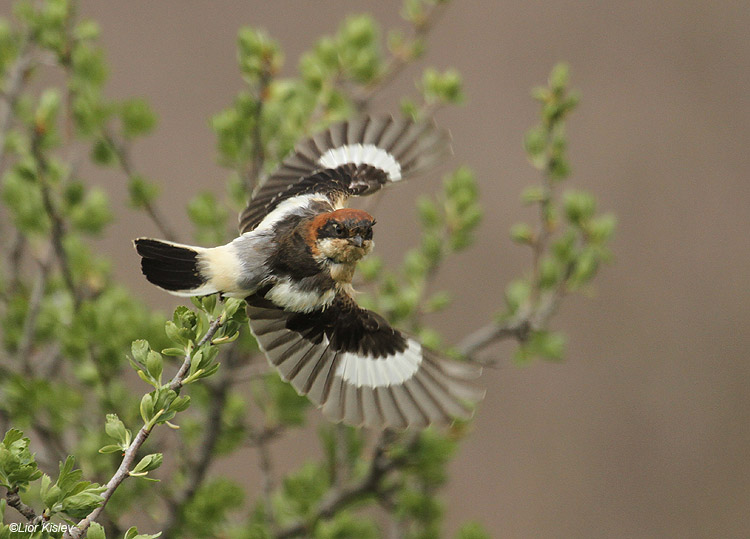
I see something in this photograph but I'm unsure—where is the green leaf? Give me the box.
[0,429,42,489]
[104,414,131,447]
[524,330,566,362]
[422,67,465,104]
[417,196,441,228]
[171,478,244,537]
[131,340,150,364]
[570,246,600,286]
[91,137,116,166]
[140,393,155,424]
[169,395,191,413]
[316,511,378,539]
[87,522,107,539]
[61,488,105,519]
[128,175,160,208]
[549,62,570,94]
[69,188,113,235]
[503,279,531,315]
[237,27,283,82]
[457,521,491,539]
[563,190,596,225]
[74,19,100,41]
[521,185,546,204]
[131,453,163,475]
[510,222,534,245]
[587,213,617,244]
[538,256,562,289]
[146,350,163,385]
[424,290,451,313]
[124,527,162,539]
[121,98,157,138]
[524,125,547,168]
[35,89,61,131]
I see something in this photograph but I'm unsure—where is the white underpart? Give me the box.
[336,339,422,388]
[199,244,245,296]
[318,143,402,182]
[252,193,331,233]
[267,277,336,313]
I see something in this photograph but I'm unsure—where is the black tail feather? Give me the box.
[134,238,206,292]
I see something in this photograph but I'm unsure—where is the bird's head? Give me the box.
[309,208,375,266]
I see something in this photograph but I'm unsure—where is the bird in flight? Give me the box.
[134,116,483,429]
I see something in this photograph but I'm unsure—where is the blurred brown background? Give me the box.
[28,0,750,536]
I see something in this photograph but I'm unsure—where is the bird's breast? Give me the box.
[265,276,336,313]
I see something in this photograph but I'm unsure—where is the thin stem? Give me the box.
[353,1,448,111]
[63,315,224,539]
[0,39,34,176]
[30,131,79,306]
[102,129,178,242]
[245,72,270,194]
[15,245,54,373]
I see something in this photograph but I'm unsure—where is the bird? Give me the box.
[133,115,484,429]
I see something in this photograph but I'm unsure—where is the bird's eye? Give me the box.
[331,223,346,237]
[364,228,373,240]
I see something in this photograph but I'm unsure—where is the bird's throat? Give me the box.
[329,262,357,283]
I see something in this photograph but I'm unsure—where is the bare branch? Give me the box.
[274,430,399,538]
[5,486,43,524]
[458,317,532,361]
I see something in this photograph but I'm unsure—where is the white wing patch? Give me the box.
[252,193,330,233]
[335,339,423,388]
[318,143,402,182]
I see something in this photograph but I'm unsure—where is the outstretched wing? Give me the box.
[246,292,484,429]
[239,116,451,234]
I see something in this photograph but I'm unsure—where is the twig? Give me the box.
[5,486,44,524]
[457,278,569,364]
[458,317,531,361]
[15,245,54,373]
[245,72,270,195]
[102,129,178,242]
[251,423,277,527]
[274,430,399,538]
[0,40,34,176]
[353,1,448,111]
[7,230,26,294]
[63,316,225,539]
[331,424,349,489]
[30,131,79,306]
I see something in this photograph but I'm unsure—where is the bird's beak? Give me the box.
[350,235,363,248]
